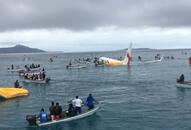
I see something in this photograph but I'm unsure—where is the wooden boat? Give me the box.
[26,104,100,126]
[176,81,191,88]
[23,78,50,84]
[0,88,29,99]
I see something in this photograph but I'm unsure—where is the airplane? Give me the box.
[98,43,132,66]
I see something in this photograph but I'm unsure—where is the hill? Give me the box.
[0,45,45,53]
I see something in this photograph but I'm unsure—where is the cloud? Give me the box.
[1,0,191,32]
[0,27,191,52]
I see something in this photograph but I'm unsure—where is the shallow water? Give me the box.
[0,50,191,130]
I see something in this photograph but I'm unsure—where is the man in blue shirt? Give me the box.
[86,94,97,109]
[40,108,47,123]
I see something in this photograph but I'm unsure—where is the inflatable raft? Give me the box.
[0,88,29,99]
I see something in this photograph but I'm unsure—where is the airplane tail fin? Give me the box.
[123,43,132,65]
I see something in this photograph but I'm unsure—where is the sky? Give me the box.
[0,0,191,52]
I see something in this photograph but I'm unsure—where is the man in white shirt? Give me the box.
[72,96,83,114]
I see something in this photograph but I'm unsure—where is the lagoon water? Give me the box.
[0,49,191,130]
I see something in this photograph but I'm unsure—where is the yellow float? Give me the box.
[0,88,29,99]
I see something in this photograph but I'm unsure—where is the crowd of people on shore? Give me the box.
[39,94,97,123]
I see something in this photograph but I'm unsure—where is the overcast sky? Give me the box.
[0,0,191,52]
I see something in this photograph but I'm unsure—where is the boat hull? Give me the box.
[176,83,191,88]
[23,78,50,84]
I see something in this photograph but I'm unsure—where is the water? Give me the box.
[0,50,191,130]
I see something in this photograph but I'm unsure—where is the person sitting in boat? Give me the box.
[138,56,142,61]
[72,96,83,114]
[54,102,62,120]
[69,60,72,66]
[40,108,47,123]
[49,102,55,120]
[68,103,76,117]
[177,74,185,83]
[86,94,97,109]
[42,72,46,80]
[14,80,21,88]
[11,64,14,70]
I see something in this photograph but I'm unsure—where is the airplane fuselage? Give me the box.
[99,57,125,66]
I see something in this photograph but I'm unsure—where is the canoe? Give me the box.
[176,82,191,88]
[23,78,50,84]
[0,88,29,99]
[26,104,100,126]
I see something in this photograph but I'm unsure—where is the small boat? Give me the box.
[66,64,87,69]
[176,81,191,88]
[23,78,50,84]
[140,56,163,64]
[0,88,29,99]
[8,68,25,72]
[26,104,100,126]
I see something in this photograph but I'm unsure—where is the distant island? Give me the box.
[0,45,45,53]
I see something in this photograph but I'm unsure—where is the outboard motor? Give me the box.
[26,115,37,126]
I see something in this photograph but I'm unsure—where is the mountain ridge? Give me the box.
[0,44,45,53]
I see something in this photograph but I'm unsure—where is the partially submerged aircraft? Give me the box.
[99,43,132,66]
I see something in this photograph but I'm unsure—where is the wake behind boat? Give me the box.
[26,104,100,127]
